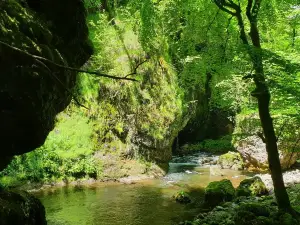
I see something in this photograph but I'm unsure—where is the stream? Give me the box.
[34,153,253,225]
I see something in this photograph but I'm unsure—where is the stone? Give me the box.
[0,190,46,225]
[204,179,235,207]
[257,169,300,191]
[173,191,192,204]
[210,166,225,176]
[218,151,244,170]
[0,0,92,170]
[236,177,268,197]
[236,136,299,171]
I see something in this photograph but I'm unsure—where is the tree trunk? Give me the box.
[246,1,293,211]
[213,0,293,211]
[256,83,292,211]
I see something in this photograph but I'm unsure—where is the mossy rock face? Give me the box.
[0,190,46,225]
[236,177,268,197]
[0,0,92,170]
[204,179,235,207]
[218,151,244,170]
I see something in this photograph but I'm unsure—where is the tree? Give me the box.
[213,0,296,213]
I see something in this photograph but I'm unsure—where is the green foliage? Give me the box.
[3,0,300,189]
[1,1,185,186]
[181,135,234,154]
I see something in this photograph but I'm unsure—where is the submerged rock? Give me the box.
[0,190,46,225]
[204,179,235,207]
[210,166,225,176]
[236,177,268,197]
[173,190,191,204]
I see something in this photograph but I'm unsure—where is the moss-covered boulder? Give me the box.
[0,190,46,225]
[218,151,244,170]
[204,179,235,207]
[173,190,191,204]
[0,0,92,170]
[236,177,268,197]
[278,213,298,225]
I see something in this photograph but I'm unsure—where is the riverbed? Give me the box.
[34,152,253,225]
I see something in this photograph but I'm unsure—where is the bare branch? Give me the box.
[206,9,220,33]
[34,54,89,109]
[213,0,241,15]
[0,40,138,81]
[213,0,237,16]
[124,57,149,78]
[246,0,254,21]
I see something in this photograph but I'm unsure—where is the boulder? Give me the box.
[218,151,244,170]
[204,179,235,207]
[0,1,92,224]
[173,190,191,204]
[236,177,268,197]
[210,166,225,176]
[0,190,46,225]
[0,0,92,170]
[236,136,299,171]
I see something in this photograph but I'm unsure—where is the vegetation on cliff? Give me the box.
[1,0,300,223]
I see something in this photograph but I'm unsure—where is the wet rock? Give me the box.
[218,151,244,170]
[173,191,191,204]
[236,177,268,197]
[210,166,225,176]
[204,179,235,207]
[0,190,46,225]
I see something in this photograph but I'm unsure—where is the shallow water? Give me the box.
[35,153,253,225]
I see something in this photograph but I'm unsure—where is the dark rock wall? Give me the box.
[0,0,92,170]
[0,190,47,225]
[175,72,234,149]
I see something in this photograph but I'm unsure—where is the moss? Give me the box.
[204,179,235,207]
[278,213,298,225]
[0,0,92,170]
[218,151,244,170]
[236,177,268,197]
[173,190,192,204]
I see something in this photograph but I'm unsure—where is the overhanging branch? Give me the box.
[0,40,138,81]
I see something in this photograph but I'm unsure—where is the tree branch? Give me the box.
[257,131,266,143]
[0,40,138,81]
[124,57,149,78]
[32,52,89,109]
[213,0,237,16]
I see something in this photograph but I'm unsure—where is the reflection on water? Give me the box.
[36,182,202,225]
[34,153,253,225]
